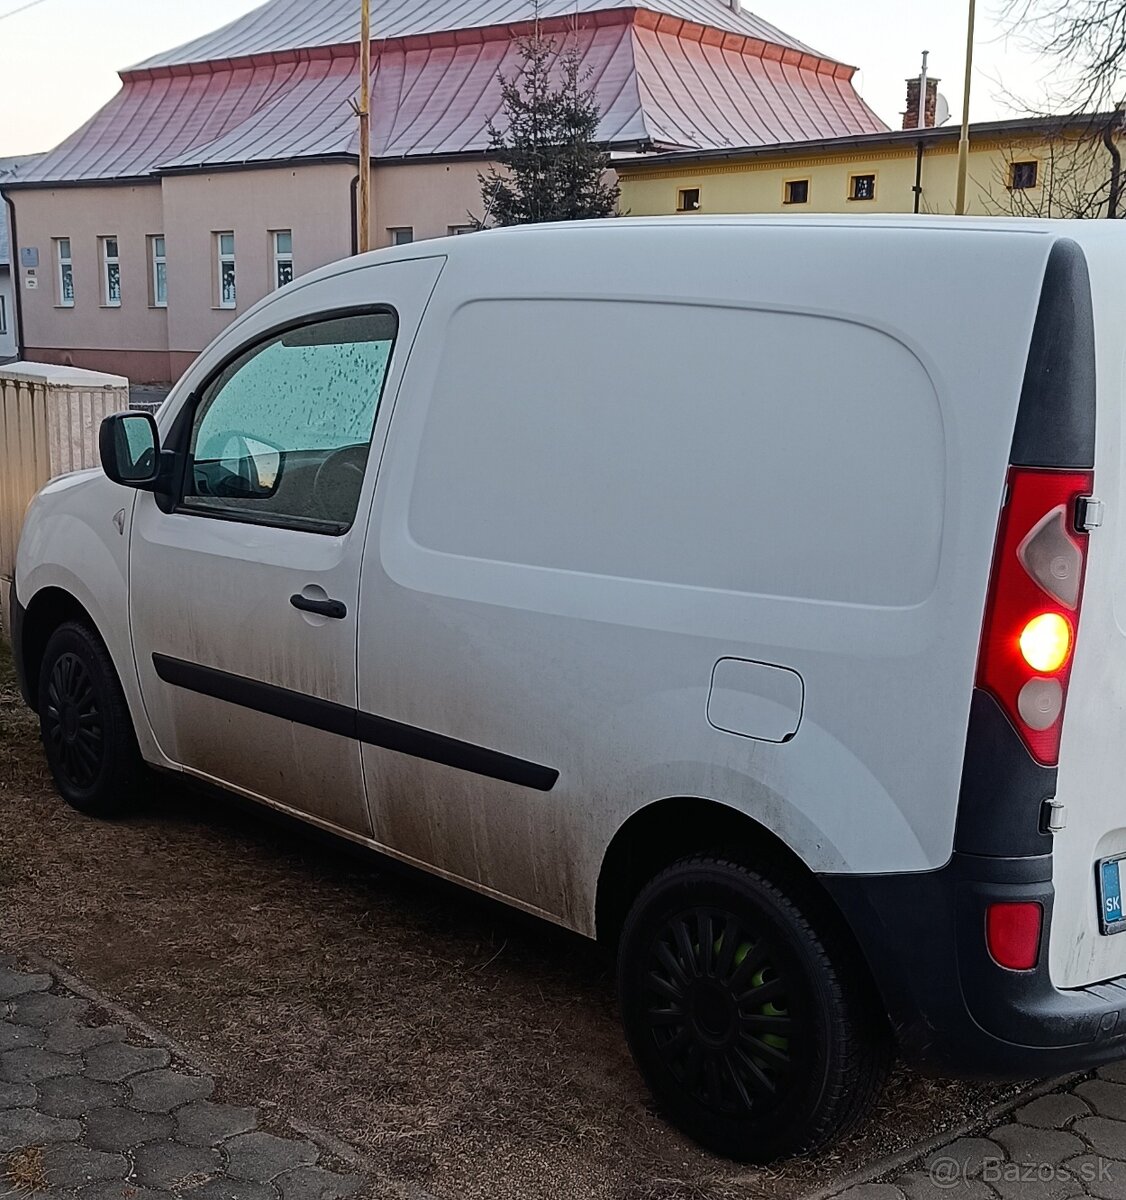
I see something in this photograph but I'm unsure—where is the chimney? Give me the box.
[903,62,940,130]
[729,0,741,12]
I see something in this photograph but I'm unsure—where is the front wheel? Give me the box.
[37,621,147,818]
[617,854,889,1161]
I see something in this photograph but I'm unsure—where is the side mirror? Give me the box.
[99,412,161,489]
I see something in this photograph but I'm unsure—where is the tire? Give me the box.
[617,854,890,1162]
[37,621,147,818]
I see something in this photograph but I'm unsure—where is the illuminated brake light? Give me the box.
[986,901,1042,970]
[1019,613,1072,674]
[976,467,1092,766]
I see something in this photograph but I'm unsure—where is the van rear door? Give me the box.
[1030,231,1126,990]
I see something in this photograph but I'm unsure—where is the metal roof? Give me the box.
[616,110,1125,171]
[132,0,828,72]
[13,13,882,186]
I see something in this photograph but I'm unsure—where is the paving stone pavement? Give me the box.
[0,956,366,1199]
[831,1063,1126,1200]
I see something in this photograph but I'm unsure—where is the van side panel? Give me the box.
[354,223,1055,935]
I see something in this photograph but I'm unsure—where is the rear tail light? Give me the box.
[976,467,1093,765]
[986,901,1042,970]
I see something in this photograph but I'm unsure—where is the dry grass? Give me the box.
[0,644,1020,1199]
[2,1146,47,1196]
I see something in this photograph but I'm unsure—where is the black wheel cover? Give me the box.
[643,906,796,1116]
[43,651,104,790]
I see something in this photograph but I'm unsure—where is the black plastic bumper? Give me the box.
[823,851,1126,1077]
[8,579,31,708]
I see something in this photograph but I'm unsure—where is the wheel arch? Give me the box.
[595,797,878,991]
[18,586,104,709]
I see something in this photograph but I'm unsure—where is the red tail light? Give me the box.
[976,467,1093,765]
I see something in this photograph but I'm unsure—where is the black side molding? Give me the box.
[151,654,559,792]
[1011,238,1096,470]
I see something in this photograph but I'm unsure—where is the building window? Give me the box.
[216,232,236,309]
[784,179,810,205]
[849,174,876,201]
[272,230,294,289]
[1011,161,1039,190]
[676,188,701,212]
[448,224,476,235]
[389,228,414,246]
[55,238,74,307]
[149,235,168,308]
[100,237,121,307]
[0,294,6,335]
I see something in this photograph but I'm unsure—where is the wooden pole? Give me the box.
[357,0,371,252]
[954,0,976,215]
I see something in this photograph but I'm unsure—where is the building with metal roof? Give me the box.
[2,0,884,381]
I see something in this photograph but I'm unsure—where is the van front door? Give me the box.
[129,308,401,835]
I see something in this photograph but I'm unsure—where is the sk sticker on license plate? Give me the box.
[1098,854,1126,935]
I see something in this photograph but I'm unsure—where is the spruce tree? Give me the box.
[479,32,620,225]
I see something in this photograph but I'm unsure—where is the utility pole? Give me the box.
[357,0,372,252]
[954,0,976,215]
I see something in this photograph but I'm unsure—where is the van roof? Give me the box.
[392,213,1124,261]
[292,214,1123,296]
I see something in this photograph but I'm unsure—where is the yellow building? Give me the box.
[618,114,1125,220]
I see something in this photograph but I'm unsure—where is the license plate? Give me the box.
[1098,855,1126,935]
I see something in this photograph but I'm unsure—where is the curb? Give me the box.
[797,1070,1087,1200]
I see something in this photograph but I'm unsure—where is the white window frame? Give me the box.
[216,232,236,309]
[388,227,414,247]
[101,236,121,307]
[55,238,74,307]
[150,235,168,308]
[447,224,476,236]
[271,229,293,290]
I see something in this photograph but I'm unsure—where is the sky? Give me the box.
[0,0,1069,158]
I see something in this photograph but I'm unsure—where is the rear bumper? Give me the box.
[823,851,1126,1077]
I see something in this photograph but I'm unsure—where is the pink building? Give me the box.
[2,0,884,383]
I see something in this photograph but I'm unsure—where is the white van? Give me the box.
[10,216,1126,1161]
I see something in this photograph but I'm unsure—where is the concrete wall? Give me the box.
[160,164,356,375]
[4,160,490,383]
[619,135,1124,219]
[372,160,487,245]
[0,267,15,359]
[11,183,169,381]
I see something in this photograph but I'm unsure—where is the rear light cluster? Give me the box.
[976,466,1094,766]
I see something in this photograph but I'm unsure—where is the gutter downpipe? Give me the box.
[350,174,360,255]
[2,190,25,361]
[913,140,925,213]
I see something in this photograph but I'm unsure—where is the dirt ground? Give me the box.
[0,643,1023,1200]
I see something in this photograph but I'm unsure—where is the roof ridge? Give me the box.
[127,0,832,73]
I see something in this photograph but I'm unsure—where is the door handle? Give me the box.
[290,594,347,620]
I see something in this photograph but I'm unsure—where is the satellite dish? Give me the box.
[935,93,951,126]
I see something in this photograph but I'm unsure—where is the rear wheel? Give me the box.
[617,854,889,1161]
[37,621,147,818]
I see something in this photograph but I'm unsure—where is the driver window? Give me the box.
[182,310,398,531]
